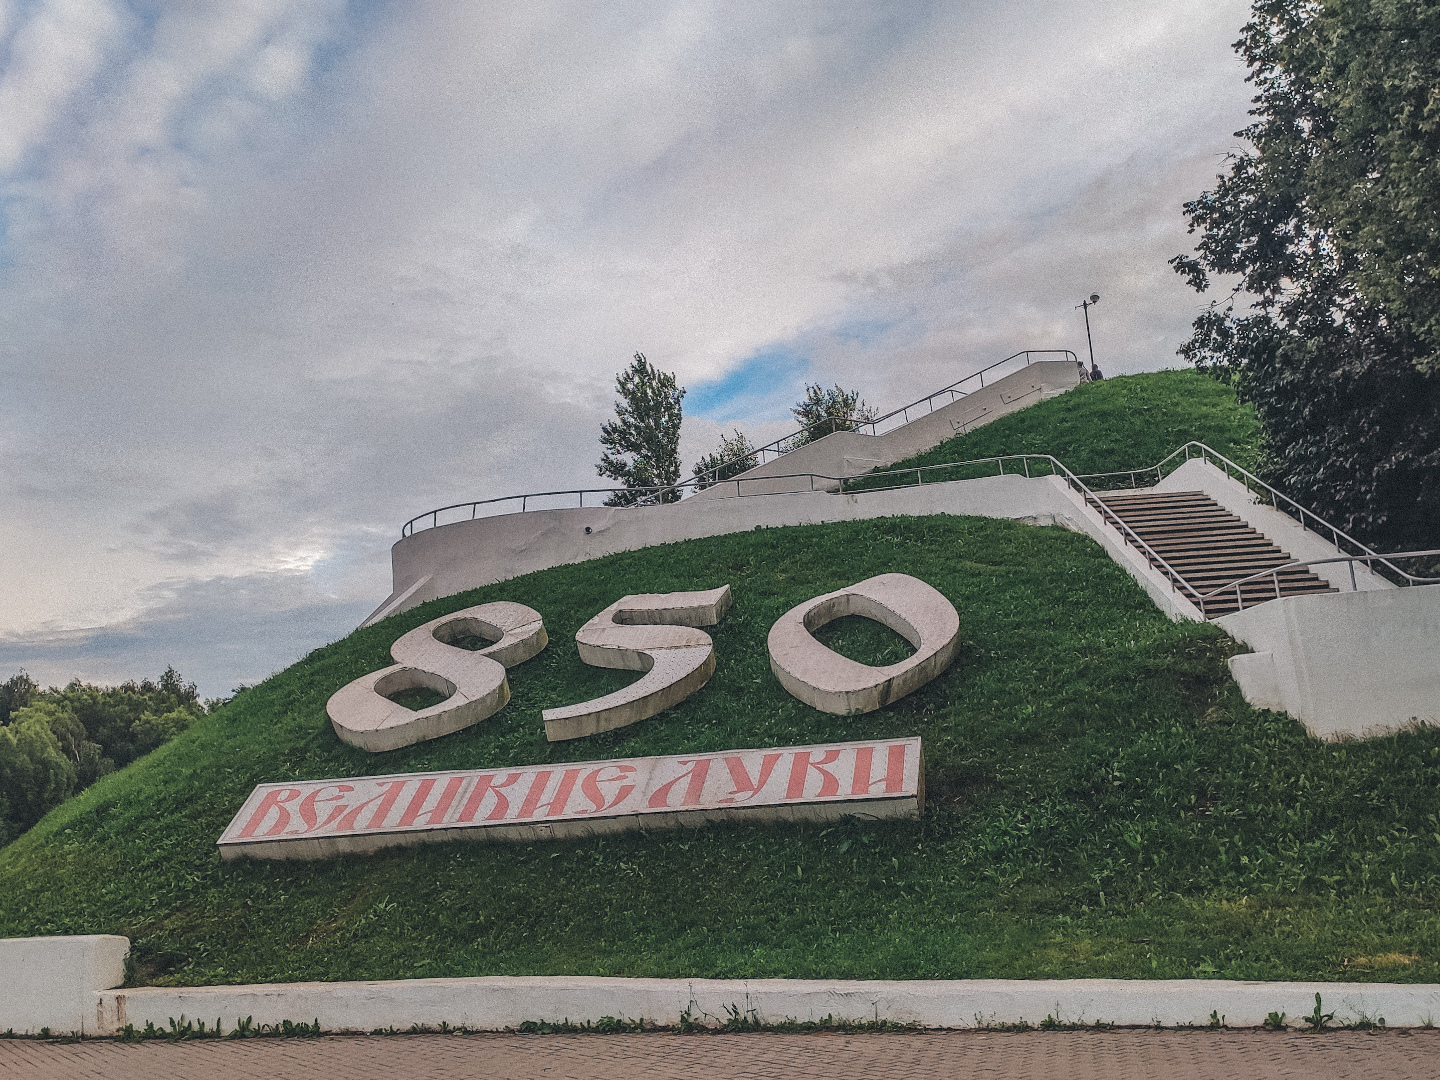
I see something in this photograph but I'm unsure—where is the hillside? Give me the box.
[881,368,1262,478]
[2,372,1437,990]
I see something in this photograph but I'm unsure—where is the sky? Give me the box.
[0,0,1256,699]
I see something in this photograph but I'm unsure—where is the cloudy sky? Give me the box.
[0,0,1255,697]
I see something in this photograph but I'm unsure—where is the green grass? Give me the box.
[863,368,1261,487]
[3,512,1440,988]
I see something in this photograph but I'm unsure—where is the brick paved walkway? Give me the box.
[1,1029,1436,1079]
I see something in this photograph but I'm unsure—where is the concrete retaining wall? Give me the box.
[370,472,1074,625]
[93,974,1440,1033]
[1217,584,1440,739]
[6,935,1438,1034]
[366,471,1206,629]
[0,935,128,1035]
[368,361,1081,625]
[691,360,1080,499]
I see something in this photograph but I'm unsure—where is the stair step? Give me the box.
[1095,488,1335,619]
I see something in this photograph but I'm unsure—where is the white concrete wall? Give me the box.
[1047,476,1204,622]
[0,935,128,1035]
[369,362,1081,625]
[1216,584,1440,739]
[94,974,1440,1033]
[3,935,1434,1033]
[1153,458,1393,593]
[368,471,1193,628]
[689,360,1081,499]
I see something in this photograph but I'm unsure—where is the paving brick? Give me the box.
[1,1029,1436,1080]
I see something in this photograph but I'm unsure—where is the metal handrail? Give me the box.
[691,349,1078,487]
[400,437,1430,626]
[402,482,699,536]
[822,452,1210,608]
[406,348,1079,532]
[1193,550,1440,619]
[1075,441,1436,587]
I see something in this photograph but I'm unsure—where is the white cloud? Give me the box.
[0,0,1255,695]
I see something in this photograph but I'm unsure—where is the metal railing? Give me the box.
[1075,441,1439,589]
[404,348,1080,532]
[817,452,1212,610]
[399,435,1435,619]
[690,349,1078,487]
[1194,550,1440,619]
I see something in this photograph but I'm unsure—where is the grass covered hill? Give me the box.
[885,368,1263,478]
[3,371,1438,989]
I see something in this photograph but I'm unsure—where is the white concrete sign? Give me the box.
[327,602,547,752]
[769,573,960,714]
[542,585,732,741]
[217,736,921,860]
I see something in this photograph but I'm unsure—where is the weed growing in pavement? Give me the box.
[1305,993,1336,1032]
[115,1015,319,1042]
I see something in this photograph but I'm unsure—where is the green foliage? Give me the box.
[0,672,37,724]
[3,510,1440,986]
[598,352,686,505]
[44,666,203,770]
[790,383,879,446]
[0,667,202,845]
[0,708,76,842]
[1171,0,1440,552]
[692,429,759,489]
[856,370,1260,486]
[1305,992,1335,1032]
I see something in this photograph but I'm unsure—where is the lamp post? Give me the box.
[1077,293,1100,371]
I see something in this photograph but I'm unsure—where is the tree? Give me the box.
[0,708,76,842]
[597,353,686,505]
[692,430,760,489]
[789,384,879,447]
[1171,0,1440,553]
[0,671,36,723]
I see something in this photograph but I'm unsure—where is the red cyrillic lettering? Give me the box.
[786,749,842,800]
[456,772,525,822]
[297,784,354,832]
[398,775,465,828]
[720,752,783,804]
[851,743,908,795]
[646,758,712,808]
[333,779,409,832]
[579,765,638,813]
[237,788,302,838]
[517,768,581,819]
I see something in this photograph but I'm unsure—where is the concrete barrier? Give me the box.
[0,935,129,1035]
[94,973,1440,1033]
[8,936,1437,1034]
[368,361,1082,626]
[688,360,1081,499]
[1217,584,1440,739]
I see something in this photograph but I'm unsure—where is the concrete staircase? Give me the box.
[1091,489,1336,617]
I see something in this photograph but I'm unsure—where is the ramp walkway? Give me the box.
[1090,490,1334,618]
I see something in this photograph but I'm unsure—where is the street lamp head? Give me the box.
[1089,294,1100,304]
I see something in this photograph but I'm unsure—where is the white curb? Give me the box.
[92,975,1440,1035]
[7,938,1437,1036]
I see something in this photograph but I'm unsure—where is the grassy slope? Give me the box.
[3,372,1439,989]
[881,368,1262,478]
